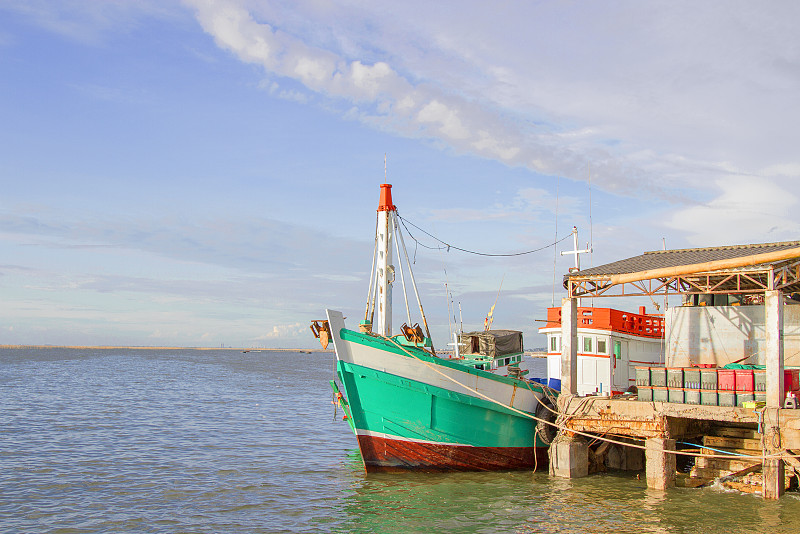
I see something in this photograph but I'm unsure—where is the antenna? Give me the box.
[561,226,592,306]
[588,164,593,307]
[552,176,559,307]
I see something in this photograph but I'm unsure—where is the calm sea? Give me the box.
[1,347,799,533]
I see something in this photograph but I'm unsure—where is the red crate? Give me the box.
[735,369,755,392]
[717,369,736,391]
[785,369,800,392]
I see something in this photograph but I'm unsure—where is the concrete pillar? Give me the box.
[763,456,785,500]
[561,297,578,395]
[549,434,588,479]
[763,416,785,500]
[645,437,676,490]
[765,290,784,408]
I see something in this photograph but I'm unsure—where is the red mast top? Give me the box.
[377,183,396,212]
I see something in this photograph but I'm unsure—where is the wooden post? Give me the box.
[645,437,676,490]
[765,290,784,409]
[561,297,578,395]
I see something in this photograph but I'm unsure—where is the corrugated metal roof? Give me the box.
[568,240,800,278]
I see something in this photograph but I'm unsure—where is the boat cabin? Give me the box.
[456,329,525,374]
[538,306,664,395]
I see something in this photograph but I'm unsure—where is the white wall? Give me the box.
[665,303,800,367]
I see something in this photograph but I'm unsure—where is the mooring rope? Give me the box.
[364,333,800,462]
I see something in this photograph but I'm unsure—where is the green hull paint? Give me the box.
[339,328,533,388]
[336,359,549,449]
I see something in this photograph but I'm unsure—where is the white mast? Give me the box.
[375,183,396,336]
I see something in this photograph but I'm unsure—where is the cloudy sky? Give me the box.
[1,0,798,348]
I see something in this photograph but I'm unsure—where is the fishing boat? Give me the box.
[313,184,556,472]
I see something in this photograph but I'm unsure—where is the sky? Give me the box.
[1,0,799,349]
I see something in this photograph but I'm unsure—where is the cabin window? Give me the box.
[583,336,593,353]
[597,339,607,354]
[550,335,559,352]
[614,341,622,360]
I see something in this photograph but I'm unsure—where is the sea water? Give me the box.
[1,347,799,533]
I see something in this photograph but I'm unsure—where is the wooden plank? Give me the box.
[690,466,737,479]
[700,447,760,457]
[712,427,760,440]
[676,473,709,488]
[704,435,762,451]
[694,456,761,472]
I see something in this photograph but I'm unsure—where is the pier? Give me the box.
[548,241,800,499]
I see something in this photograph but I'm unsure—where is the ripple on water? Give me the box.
[2,348,799,533]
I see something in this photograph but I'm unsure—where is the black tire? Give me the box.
[535,397,558,445]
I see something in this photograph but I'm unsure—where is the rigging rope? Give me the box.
[397,215,573,257]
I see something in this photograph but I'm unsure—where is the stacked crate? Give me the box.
[735,369,755,406]
[635,366,800,407]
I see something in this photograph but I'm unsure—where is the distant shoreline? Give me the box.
[0,345,330,352]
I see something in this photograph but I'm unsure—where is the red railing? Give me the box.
[541,306,664,338]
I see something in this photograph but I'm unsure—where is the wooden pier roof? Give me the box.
[565,240,800,298]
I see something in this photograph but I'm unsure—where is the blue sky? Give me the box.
[1,1,798,348]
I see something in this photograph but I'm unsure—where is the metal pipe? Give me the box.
[595,247,800,286]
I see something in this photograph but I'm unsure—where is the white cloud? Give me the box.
[667,176,800,246]
[0,0,179,43]
[181,0,800,204]
[261,322,304,339]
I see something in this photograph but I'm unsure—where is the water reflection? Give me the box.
[335,465,800,534]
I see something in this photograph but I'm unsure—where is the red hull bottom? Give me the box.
[357,434,549,473]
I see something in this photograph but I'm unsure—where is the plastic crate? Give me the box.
[718,369,736,391]
[755,392,766,404]
[700,368,718,390]
[638,386,653,402]
[635,367,651,387]
[684,388,701,405]
[650,367,667,387]
[667,368,684,388]
[737,392,755,406]
[754,369,766,392]
[735,369,755,392]
[718,390,736,407]
[785,369,800,391]
[683,368,701,389]
[668,388,685,403]
[701,390,718,406]
[653,386,669,402]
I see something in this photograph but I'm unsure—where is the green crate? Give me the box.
[754,369,766,392]
[684,389,701,405]
[668,388,685,403]
[719,390,736,407]
[700,368,718,390]
[650,367,667,387]
[637,386,653,402]
[683,368,701,389]
[737,392,755,406]
[635,367,651,387]
[701,390,718,406]
[667,368,684,388]
[653,386,669,402]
